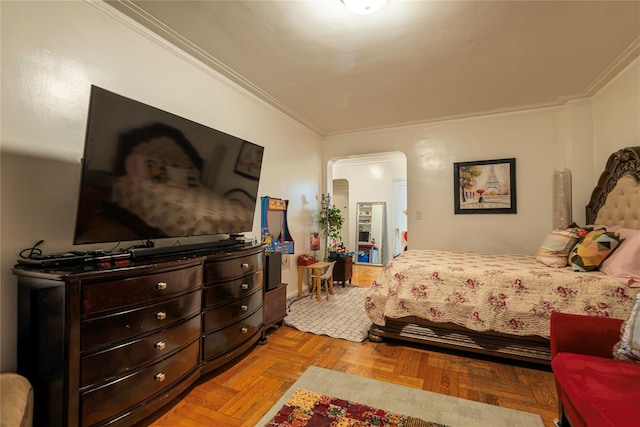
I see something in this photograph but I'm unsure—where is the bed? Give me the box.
[366,146,640,364]
[107,123,255,238]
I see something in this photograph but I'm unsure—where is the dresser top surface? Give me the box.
[13,245,263,280]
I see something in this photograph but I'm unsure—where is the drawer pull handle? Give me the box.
[156,311,167,320]
[241,327,248,334]
[156,282,167,290]
[241,305,248,311]
[154,372,166,382]
[154,341,166,350]
[241,262,249,269]
[241,283,249,290]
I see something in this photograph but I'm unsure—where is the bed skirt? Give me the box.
[368,316,551,365]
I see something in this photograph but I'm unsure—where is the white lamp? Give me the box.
[341,0,388,15]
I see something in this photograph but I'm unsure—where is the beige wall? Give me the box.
[322,57,640,255]
[0,1,322,371]
[592,58,640,174]
[323,108,566,254]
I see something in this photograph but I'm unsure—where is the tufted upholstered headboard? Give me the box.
[586,146,640,229]
[114,122,204,176]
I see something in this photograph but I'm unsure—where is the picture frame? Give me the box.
[310,232,321,251]
[234,141,263,180]
[454,158,516,214]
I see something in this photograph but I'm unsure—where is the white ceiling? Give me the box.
[108,0,640,136]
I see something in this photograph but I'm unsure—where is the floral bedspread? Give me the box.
[111,176,254,237]
[365,249,638,338]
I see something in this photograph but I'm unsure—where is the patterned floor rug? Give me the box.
[284,285,372,342]
[264,389,446,427]
[257,366,545,427]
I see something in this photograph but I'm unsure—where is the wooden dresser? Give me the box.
[201,248,265,374]
[14,245,265,427]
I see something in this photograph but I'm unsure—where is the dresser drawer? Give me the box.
[82,264,202,316]
[81,290,201,352]
[81,340,199,427]
[203,308,263,360]
[204,252,262,283]
[203,271,262,308]
[80,314,200,388]
[203,291,262,332]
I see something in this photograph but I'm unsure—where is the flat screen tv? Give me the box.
[73,85,264,248]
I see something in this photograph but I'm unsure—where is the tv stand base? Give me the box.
[128,238,246,258]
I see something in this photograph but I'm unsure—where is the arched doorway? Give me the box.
[329,152,407,266]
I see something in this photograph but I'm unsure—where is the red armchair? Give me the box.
[550,311,640,427]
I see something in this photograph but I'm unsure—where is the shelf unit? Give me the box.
[355,202,386,265]
[357,203,372,243]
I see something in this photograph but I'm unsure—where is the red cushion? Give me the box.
[552,353,640,427]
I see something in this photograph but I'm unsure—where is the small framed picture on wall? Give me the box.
[454,158,516,214]
[235,141,263,180]
[310,232,321,251]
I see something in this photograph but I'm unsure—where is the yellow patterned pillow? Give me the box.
[146,158,166,182]
[570,229,621,272]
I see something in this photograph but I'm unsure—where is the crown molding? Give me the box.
[94,1,640,138]
[92,0,322,135]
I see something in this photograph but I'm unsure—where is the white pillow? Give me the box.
[613,292,640,362]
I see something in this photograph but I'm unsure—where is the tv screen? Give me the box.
[74,85,264,246]
[358,231,370,242]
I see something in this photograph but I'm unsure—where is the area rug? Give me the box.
[284,285,372,342]
[257,366,545,427]
[264,389,445,427]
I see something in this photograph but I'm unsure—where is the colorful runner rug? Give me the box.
[264,389,446,427]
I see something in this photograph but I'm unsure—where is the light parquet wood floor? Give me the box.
[145,264,558,427]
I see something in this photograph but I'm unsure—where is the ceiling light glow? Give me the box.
[341,0,388,15]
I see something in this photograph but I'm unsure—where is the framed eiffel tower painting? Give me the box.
[454,158,516,214]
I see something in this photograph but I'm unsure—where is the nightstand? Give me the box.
[264,283,287,331]
[328,255,353,286]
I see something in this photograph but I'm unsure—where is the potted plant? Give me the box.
[320,206,344,240]
[318,200,344,260]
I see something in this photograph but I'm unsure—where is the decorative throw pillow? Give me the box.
[167,165,200,186]
[570,229,621,272]
[600,228,640,287]
[124,153,151,179]
[536,228,580,268]
[613,293,640,362]
[166,165,189,188]
[146,158,166,182]
[565,222,593,239]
